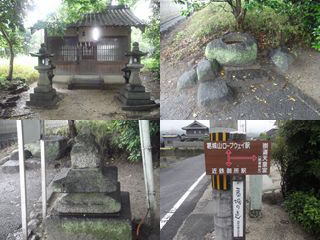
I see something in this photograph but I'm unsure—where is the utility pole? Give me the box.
[139,120,157,226]
[209,120,237,240]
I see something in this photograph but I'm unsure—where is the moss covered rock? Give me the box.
[205,33,257,66]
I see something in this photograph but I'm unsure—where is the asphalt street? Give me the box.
[160,154,210,240]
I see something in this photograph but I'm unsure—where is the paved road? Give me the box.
[160,154,210,240]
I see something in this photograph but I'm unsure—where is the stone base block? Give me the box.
[46,192,132,240]
[52,190,121,215]
[120,88,150,100]
[52,167,119,193]
[117,86,159,111]
[27,90,58,107]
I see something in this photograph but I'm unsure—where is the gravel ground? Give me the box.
[5,75,159,120]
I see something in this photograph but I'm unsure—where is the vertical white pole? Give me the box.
[17,120,28,240]
[40,120,47,219]
[139,120,157,225]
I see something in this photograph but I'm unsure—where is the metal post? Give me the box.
[139,120,157,225]
[17,120,28,240]
[40,120,47,219]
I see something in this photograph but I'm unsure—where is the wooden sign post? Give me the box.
[204,140,271,240]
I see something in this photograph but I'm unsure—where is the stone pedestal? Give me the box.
[118,42,159,111]
[46,133,132,240]
[27,45,58,107]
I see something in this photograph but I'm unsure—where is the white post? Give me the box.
[40,120,47,219]
[209,120,238,240]
[139,120,157,225]
[17,120,28,240]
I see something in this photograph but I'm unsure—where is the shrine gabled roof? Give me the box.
[68,5,145,28]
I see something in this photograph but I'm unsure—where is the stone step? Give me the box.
[52,190,122,215]
[68,75,105,90]
[1,158,40,173]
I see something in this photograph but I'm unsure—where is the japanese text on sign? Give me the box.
[233,181,244,237]
[204,141,271,175]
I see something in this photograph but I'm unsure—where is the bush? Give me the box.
[142,57,160,79]
[245,5,308,48]
[74,120,160,163]
[285,191,320,236]
[272,121,320,197]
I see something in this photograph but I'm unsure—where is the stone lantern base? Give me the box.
[45,192,132,240]
[27,88,58,108]
[118,84,159,111]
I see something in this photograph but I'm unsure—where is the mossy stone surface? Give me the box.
[53,192,121,214]
[46,217,132,240]
[205,33,257,66]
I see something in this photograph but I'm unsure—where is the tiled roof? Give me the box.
[69,5,145,28]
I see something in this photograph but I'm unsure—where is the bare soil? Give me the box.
[1,74,159,120]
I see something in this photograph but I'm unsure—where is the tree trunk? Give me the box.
[0,27,14,81]
[68,120,77,138]
[8,44,14,81]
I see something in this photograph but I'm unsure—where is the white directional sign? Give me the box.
[233,180,244,238]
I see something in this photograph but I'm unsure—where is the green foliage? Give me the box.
[252,0,320,50]
[0,0,32,80]
[74,120,159,163]
[110,120,159,162]
[0,63,38,85]
[285,191,320,236]
[141,0,160,79]
[245,4,308,48]
[142,57,159,77]
[179,0,206,17]
[272,121,320,197]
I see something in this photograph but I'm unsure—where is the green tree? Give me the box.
[142,0,160,78]
[272,121,320,197]
[0,0,31,80]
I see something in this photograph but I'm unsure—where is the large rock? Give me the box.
[197,59,220,82]
[52,168,118,193]
[197,80,232,107]
[205,32,257,66]
[10,149,32,161]
[71,133,100,168]
[177,69,197,91]
[270,47,295,73]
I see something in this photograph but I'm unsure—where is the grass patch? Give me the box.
[0,64,38,85]
[162,3,235,64]
[163,2,311,64]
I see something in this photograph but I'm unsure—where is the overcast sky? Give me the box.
[160,120,276,134]
[25,0,152,28]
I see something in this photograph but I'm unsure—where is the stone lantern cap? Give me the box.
[125,42,147,64]
[30,43,54,66]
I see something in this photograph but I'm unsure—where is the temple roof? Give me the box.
[182,121,209,130]
[69,5,145,28]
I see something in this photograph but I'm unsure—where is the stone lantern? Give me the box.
[118,42,159,111]
[27,43,58,107]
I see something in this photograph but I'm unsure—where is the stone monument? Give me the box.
[45,132,132,240]
[118,42,159,111]
[27,43,58,107]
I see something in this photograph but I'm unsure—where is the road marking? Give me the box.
[160,172,206,230]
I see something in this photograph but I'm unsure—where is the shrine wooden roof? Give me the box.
[68,5,145,28]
